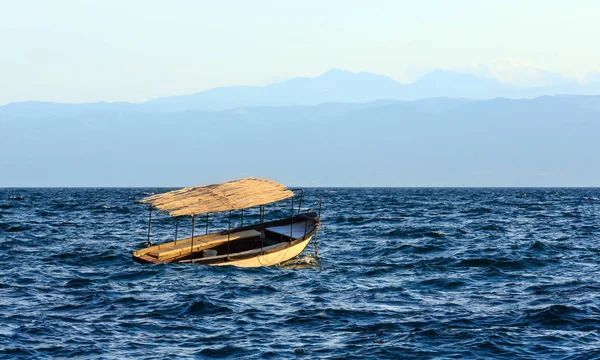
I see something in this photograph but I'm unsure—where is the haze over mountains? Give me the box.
[2,68,600,186]
[2,68,600,116]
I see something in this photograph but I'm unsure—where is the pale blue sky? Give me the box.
[1,0,598,105]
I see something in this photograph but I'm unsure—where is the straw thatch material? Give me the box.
[138,178,294,216]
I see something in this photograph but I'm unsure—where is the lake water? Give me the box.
[1,188,600,358]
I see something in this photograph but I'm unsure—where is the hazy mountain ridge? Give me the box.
[3,69,600,117]
[2,95,599,186]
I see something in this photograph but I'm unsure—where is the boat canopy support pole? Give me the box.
[205,213,209,235]
[260,205,264,252]
[314,230,319,257]
[318,200,322,219]
[190,214,195,263]
[304,217,308,239]
[146,205,152,247]
[297,189,303,215]
[241,208,244,227]
[289,188,304,215]
[315,200,322,257]
[175,217,179,242]
[290,196,294,242]
[260,205,264,224]
[227,210,232,257]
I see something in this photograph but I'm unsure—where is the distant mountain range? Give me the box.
[2,68,600,117]
[2,95,599,186]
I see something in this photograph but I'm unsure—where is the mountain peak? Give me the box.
[325,68,352,74]
[317,68,355,78]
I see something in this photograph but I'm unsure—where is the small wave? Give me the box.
[505,202,552,207]
[113,296,143,305]
[419,277,467,289]
[198,345,246,358]
[234,284,279,297]
[426,231,446,238]
[181,297,232,315]
[461,207,493,215]
[65,278,95,288]
[529,240,551,251]
[333,215,368,224]
[371,216,406,223]
[411,257,454,270]
[363,266,398,276]
[51,202,79,210]
[563,211,581,218]
[410,328,443,338]
[1,348,37,357]
[525,281,589,295]
[397,243,446,254]
[521,304,589,327]
[4,225,30,232]
[381,228,447,238]
[279,255,321,269]
[455,258,528,270]
[92,205,132,214]
[478,224,506,232]
[55,251,80,260]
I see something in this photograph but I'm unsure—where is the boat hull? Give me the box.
[213,235,313,267]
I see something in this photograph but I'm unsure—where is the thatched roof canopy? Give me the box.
[138,178,294,216]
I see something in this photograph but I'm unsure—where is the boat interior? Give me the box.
[133,212,318,264]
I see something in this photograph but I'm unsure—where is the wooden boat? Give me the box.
[131,178,321,267]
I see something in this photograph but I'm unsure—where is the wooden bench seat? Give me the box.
[149,229,261,260]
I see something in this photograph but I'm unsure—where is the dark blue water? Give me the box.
[1,188,600,359]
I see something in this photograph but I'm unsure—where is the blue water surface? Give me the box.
[1,188,600,359]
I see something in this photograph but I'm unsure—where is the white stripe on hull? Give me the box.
[214,236,313,267]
